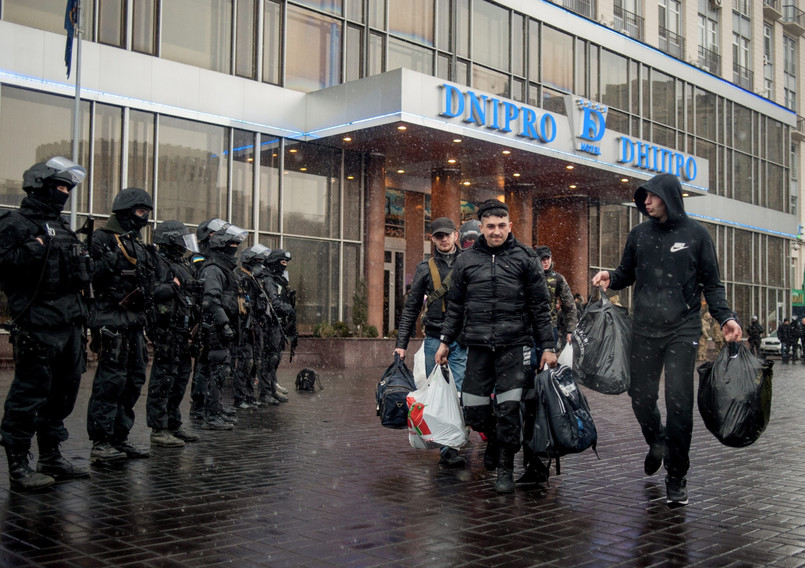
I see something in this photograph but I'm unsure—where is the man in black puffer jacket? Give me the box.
[593,173,741,506]
[436,200,556,494]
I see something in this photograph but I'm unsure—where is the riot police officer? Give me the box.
[198,221,248,430]
[0,157,91,490]
[234,244,271,409]
[87,187,155,463]
[146,221,201,447]
[259,249,295,404]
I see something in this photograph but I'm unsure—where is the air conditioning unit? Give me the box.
[763,55,772,66]
[710,0,722,9]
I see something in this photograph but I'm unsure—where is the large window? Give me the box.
[92,104,123,216]
[282,142,341,239]
[156,116,229,225]
[0,87,89,209]
[784,35,797,112]
[285,6,342,92]
[161,0,232,73]
[542,26,574,94]
[231,129,254,230]
[389,0,434,46]
[128,110,155,194]
[472,0,509,71]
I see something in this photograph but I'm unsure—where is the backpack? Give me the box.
[524,364,599,473]
[376,354,417,429]
[296,368,322,392]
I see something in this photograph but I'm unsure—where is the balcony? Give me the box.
[698,45,721,75]
[733,62,754,90]
[659,26,684,59]
[794,116,805,142]
[783,5,805,36]
[613,6,644,41]
[764,0,783,20]
[549,0,596,20]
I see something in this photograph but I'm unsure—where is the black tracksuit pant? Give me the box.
[628,329,699,479]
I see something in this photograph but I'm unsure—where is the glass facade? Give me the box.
[0,0,795,331]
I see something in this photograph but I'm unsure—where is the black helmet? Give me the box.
[154,220,199,253]
[112,187,153,212]
[208,222,248,250]
[196,218,227,243]
[535,246,552,260]
[459,219,480,248]
[240,243,271,265]
[22,156,86,191]
[266,248,291,265]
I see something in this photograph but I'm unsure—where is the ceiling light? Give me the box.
[343,136,352,142]
[620,178,629,182]
[513,173,521,177]
[397,125,407,131]
[682,192,689,197]
[347,175,355,180]
[397,169,405,174]
[447,158,457,164]
[502,150,511,155]
[570,184,577,189]
[453,138,462,143]
[566,164,574,170]
[289,148,297,153]
[247,157,254,162]
[463,181,471,186]
[300,167,307,171]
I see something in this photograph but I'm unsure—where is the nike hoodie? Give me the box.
[607,173,735,338]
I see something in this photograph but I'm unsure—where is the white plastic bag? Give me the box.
[412,342,428,390]
[406,364,468,450]
[557,343,573,368]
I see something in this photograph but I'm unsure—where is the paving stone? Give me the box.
[0,357,800,566]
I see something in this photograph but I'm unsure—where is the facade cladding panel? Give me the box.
[0,0,799,336]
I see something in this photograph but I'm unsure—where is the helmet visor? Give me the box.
[225,224,248,243]
[45,156,86,185]
[182,233,200,253]
[206,218,229,233]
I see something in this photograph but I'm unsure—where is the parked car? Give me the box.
[760,330,781,355]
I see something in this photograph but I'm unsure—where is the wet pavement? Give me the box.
[0,355,803,567]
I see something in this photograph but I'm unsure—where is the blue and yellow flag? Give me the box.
[64,0,78,78]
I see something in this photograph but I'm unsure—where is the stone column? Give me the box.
[365,153,386,333]
[505,183,534,247]
[430,167,462,229]
[535,196,590,299]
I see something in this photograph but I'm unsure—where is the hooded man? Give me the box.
[0,157,91,490]
[593,173,741,506]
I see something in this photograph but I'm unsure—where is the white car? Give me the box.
[760,330,781,355]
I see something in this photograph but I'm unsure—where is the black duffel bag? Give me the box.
[376,353,416,429]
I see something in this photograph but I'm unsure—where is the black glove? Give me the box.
[221,324,235,342]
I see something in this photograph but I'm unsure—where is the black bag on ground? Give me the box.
[523,364,599,475]
[376,354,416,429]
[296,368,322,392]
[697,342,773,448]
[571,287,631,395]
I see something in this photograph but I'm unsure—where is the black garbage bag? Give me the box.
[571,287,631,394]
[697,342,773,448]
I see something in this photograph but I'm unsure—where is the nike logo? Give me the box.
[670,242,688,253]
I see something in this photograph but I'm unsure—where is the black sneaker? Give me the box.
[438,448,466,468]
[665,476,688,505]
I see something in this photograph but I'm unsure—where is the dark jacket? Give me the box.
[608,174,734,338]
[747,321,764,341]
[439,233,555,350]
[262,271,296,339]
[199,251,239,330]
[0,197,89,328]
[89,214,154,330]
[152,246,196,336]
[396,247,461,348]
[778,322,791,343]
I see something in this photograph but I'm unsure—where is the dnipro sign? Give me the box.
[438,84,699,182]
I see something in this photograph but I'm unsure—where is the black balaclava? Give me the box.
[29,179,72,212]
[117,207,150,233]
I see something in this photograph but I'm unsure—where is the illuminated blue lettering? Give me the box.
[440,84,464,118]
[465,91,488,126]
[580,107,606,141]
[501,102,519,133]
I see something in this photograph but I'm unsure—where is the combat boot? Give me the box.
[37,443,90,479]
[150,429,185,448]
[6,448,54,490]
[483,437,499,471]
[494,448,516,494]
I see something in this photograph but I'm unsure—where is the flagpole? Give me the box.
[69,0,82,231]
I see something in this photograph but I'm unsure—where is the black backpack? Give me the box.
[524,364,599,473]
[295,368,322,392]
[376,354,416,429]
